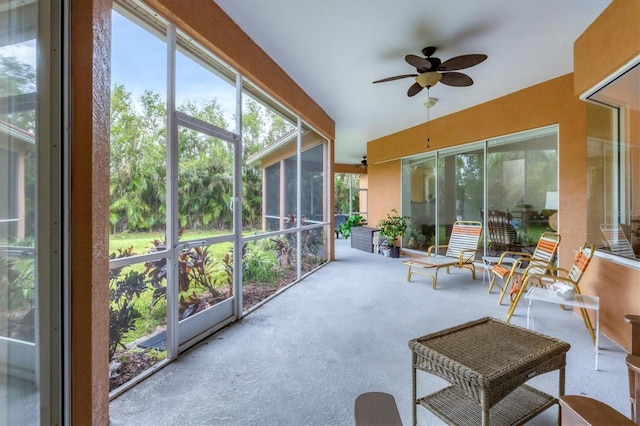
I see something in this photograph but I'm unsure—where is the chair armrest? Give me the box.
[625,315,640,355]
[627,354,640,373]
[522,273,576,290]
[559,395,634,425]
[426,244,448,256]
[458,249,479,265]
[499,250,531,260]
[544,265,570,277]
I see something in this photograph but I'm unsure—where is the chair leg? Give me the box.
[432,268,440,289]
[488,274,500,294]
[406,265,413,282]
[506,283,527,322]
[497,276,510,305]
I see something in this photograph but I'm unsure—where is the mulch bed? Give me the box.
[109,268,302,391]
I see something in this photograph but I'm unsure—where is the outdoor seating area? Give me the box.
[109,239,630,426]
[403,220,483,289]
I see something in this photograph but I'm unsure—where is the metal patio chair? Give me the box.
[403,220,482,289]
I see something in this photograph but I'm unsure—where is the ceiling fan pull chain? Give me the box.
[427,88,430,149]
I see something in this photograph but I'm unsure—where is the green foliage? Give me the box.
[109,247,148,361]
[109,84,290,235]
[338,214,366,238]
[0,53,36,130]
[378,209,410,247]
[242,244,279,283]
[334,173,360,214]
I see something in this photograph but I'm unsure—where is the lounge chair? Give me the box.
[600,224,637,258]
[489,231,561,321]
[403,220,482,289]
[521,242,596,343]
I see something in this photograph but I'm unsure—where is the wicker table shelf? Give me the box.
[409,317,570,426]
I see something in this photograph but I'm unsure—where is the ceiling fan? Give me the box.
[352,156,367,168]
[373,46,487,97]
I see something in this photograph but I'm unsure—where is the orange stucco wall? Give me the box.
[574,0,640,97]
[368,74,586,265]
[71,0,111,423]
[367,0,640,351]
[573,0,640,351]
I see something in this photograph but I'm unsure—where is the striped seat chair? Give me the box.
[521,242,596,343]
[489,231,561,321]
[403,220,482,289]
[601,224,637,258]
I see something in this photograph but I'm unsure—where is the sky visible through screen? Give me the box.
[111,9,237,124]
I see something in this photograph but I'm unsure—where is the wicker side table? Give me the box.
[409,317,570,426]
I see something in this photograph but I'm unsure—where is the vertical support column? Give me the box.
[69,0,111,423]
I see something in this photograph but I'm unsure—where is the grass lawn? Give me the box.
[109,229,230,255]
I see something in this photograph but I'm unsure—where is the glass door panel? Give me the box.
[175,119,236,344]
[436,144,484,245]
[1,0,39,422]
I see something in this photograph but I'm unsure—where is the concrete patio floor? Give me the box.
[110,238,630,425]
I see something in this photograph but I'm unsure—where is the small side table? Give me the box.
[525,286,600,370]
[409,317,569,425]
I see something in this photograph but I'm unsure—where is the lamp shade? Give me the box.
[416,72,442,88]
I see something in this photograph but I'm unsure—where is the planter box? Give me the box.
[351,226,380,253]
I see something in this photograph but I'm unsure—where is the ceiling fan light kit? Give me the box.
[416,72,442,88]
[422,97,438,108]
[373,46,487,97]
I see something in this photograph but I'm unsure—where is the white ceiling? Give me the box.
[214,0,612,165]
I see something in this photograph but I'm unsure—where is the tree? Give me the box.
[0,53,36,131]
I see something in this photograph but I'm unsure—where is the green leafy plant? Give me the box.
[109,247,148,361]
[243,244,279,283]
[338,214,366,238]
[378,209,410,248]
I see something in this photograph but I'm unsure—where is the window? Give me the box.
[584,61,640,262]
[401,126,558,255]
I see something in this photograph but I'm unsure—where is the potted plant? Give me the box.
[378,209,410,258]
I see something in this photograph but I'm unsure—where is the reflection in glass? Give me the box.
[437,144,485,245]
[487,128,557,250]
[402,128,558,257]
[585,63,640,259]
[1,0,39,423]
[402,156,437,251]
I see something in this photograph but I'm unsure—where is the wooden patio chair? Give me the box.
[403,220,482,289]
[601,224,637,258]
[559,315,640,425]
[521,242,596,343]
[484,209,526,254]
[488,231,561,321]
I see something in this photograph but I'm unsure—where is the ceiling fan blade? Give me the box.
[405,54,432,70]
[439,72,473,87]
[407,82,424,97]
[438,54,487,71]
[373,74,418,83]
